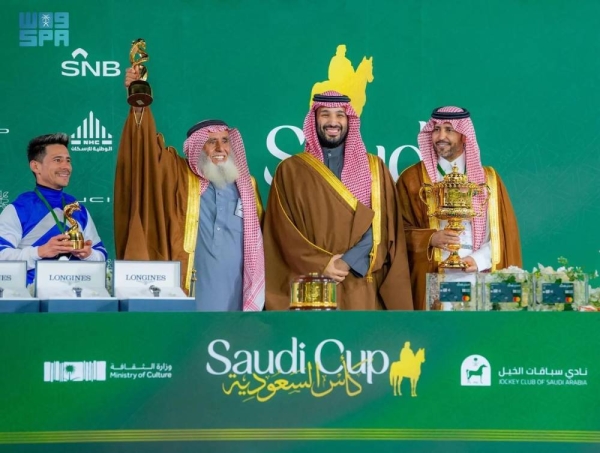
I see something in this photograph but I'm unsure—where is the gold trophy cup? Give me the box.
[419,165,490,270]
[63,202,85,249]
[290,273,337,311]
[127,38,153,107]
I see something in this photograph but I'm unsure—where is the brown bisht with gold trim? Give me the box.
[114,108,264,294]
[264,151,413,310]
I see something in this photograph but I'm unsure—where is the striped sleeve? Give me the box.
[0,205,41,269]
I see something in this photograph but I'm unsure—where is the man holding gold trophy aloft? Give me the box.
[0,133,107,286]
[114,40,265,312]
[396,107,522,310]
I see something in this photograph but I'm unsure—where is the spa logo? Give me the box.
[19,12,69,47]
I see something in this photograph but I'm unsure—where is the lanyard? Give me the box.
[437,163,466,177]
[34,187,66,234]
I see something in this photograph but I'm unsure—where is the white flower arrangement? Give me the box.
[105,259,114,296]
[584,285,600,311]
[488,257,598,312]
[531,257,591,311]
[482,265,531,311]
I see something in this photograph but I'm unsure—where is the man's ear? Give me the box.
[29,160,39,174]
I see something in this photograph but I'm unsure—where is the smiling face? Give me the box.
[432,122,465,161]
[203,130,231,164]
[29,144,72,189]
[316,107,349,148]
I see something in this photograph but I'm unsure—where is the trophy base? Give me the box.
[438,253,468,270]
[127,80,153,107]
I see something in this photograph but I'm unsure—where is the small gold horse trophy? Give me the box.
[419,165,489,270]
[127,38,153,107]
[63,202,85,249]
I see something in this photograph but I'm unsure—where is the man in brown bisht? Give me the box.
[263,91,412,310]
[115,67,265,311]
[396,106,522,310]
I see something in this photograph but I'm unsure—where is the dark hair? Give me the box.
[27,133,69,163]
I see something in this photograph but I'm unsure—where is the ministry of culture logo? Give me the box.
[461,354,492,386]
[61,48,121,77]
[19,12,69,47]
[71,111,113,152]
[44,361,106,382]
[0,191,9,211]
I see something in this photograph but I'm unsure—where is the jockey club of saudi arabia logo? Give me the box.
[205,338,426,402]
[461,354,492,386]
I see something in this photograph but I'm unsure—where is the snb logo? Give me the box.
[19,12,69,47]
[44,361,106,382]
[461,354,491,386]
[62,48,121,77]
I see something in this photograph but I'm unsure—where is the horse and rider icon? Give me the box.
[389,342,426,397]
[310,44,374,117]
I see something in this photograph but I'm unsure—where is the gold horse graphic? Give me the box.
[389,345,426,397]
[310,44,374,116]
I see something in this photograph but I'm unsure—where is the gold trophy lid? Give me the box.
[442,165,468,186]
[293,272,335,284]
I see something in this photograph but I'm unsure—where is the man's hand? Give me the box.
[323,254,349,283]
[462,256,478,273]
[124,66,140,89]
[37,234,76,258]
[334,258,350,272]
[430,230,461,251]
[71,240,93,260]
[124,66,144,112]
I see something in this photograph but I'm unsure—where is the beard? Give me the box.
[433,141,463,161]
[316,124,348,149]
[199,152,239,189]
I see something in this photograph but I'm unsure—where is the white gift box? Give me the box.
[35,261,111,299]
[113,261,190,299]
[0,261,36,300]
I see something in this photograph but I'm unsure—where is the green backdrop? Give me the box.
[1,0,599,275]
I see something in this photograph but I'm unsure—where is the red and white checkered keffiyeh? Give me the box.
[184,125,265,311]
[417,106,487,251]
[304,90,371,207]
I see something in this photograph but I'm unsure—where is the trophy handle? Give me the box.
[418,185,433,216]
[475,184,491,217]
